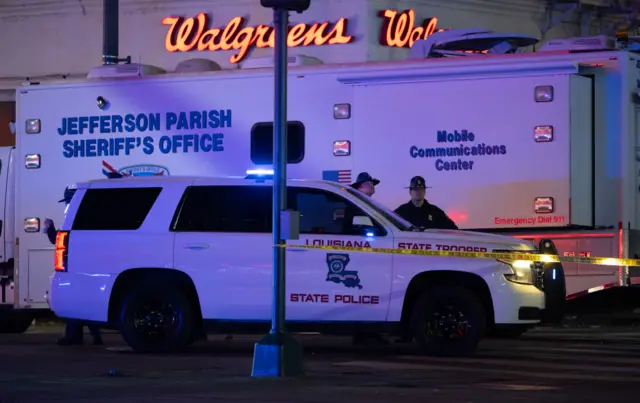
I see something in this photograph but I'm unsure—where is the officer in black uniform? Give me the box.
[394,176,458,230]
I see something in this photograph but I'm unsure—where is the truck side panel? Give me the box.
[15,73,353,308]
[350,75,575,229]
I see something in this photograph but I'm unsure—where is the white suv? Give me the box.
[48,175,565,356]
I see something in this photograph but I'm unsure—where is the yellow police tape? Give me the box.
[279,243,640,267]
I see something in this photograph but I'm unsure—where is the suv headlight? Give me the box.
[500,259,534,285]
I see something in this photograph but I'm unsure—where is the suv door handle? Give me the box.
[183,243,210,250]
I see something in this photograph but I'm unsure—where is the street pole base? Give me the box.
[251,331,304,377]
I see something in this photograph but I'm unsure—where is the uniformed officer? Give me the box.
[343,172,380,235]
[350,172,379,197]
[394,176,458,230]
[348,172,390,345]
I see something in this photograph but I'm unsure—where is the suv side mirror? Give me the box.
[352,215,374,227]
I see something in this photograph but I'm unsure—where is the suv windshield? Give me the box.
[342,187,413,231]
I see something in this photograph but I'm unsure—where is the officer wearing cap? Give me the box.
[350,172,379,197]
[343,172,380,236]
[394,176,458,230]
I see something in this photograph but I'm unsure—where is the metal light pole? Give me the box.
[252,0,310,378]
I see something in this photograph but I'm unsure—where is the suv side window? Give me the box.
[289,187,386,236]
[173,185,271,233]
[71,187,162,230]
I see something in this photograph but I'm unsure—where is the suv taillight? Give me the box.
[54,230,69,272]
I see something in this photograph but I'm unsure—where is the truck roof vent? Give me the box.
[241,54,323,69]
[174,58,222,73]
[409,29,539,59]
[87,63,166,79]
[539,35,616,52]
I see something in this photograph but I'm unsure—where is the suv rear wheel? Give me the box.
[119,286,194,353]
[410,286,486,357]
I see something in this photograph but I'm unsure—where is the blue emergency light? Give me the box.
[245,169,275,180]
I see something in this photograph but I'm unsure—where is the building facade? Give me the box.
[0,0,585,144]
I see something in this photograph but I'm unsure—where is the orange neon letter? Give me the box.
[162,13,207,52]
[163,14,353,64]
[379,9,439,48]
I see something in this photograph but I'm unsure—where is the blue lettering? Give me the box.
[99,116,110,133]
[85,139,97,157]
[190,112,202,129]
[437,130,475,143]
[212,133,224,151]
[171,135,183,153]
[176,113,188,130]
[62,137,150,158]
[97,139,108,156]
[435,159,474,171]
[58,114,162,135]
[68,117,78,135]
[413,130,505,172]
[112,115,123,132]
[159,136,171,154]
[62,140,73,158]
[182,134,195,152]
[200,134,212,152]
[124,114,136,132]
[114,137,125,155]
[60,109,228,157]
[78,117,89,134]
[125,137,137,155]
[142,136,154,154]
[58,119,67,135]
[166,112,177,130]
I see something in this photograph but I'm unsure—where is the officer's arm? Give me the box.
[438,208,458,230]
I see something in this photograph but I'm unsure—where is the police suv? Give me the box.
[48,173,564,356]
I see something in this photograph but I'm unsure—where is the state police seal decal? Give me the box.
[325,253,362,289]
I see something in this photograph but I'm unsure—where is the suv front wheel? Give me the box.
[410,286,486,357]
[119,286,194,353]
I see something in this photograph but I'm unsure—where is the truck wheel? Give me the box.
[488,325,529,338]
[410,286,486,357]
[0,312,34,334]
[118,286,194,353]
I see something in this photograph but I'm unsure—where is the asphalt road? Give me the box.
[1,326,639,402]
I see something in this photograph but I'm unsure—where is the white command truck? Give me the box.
[4,30,638,332]
[49,174,555,356]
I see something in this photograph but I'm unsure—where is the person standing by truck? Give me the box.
[346,172,390,345]
[394,176,458,230]
[44,187,104,346]
[350,172,379,197]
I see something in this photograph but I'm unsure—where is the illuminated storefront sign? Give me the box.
[379,9,441,48]
[162,13,353,64]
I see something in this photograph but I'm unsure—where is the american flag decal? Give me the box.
[322,169,352,184]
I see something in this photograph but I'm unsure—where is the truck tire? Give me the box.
[410,286,486,357]
[118,286,195,353]
[0,312,34,334]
